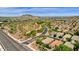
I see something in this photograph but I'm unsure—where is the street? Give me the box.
[0,30,32,51]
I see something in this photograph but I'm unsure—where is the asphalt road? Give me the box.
[0,30,32,51]
[41,27,48,35]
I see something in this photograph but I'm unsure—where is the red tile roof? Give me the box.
[49,40,63,47]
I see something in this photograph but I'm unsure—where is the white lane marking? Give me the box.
[0,41,7,51]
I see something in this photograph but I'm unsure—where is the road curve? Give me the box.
[0,30,32,51]
[22,27,48,44]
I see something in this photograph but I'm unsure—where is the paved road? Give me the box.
[41,27,48,35]
[0,30,32,51]
[22,27,48,44]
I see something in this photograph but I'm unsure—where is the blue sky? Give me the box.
[0,7,79,16]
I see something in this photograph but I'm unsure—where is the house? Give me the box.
[51,32,57,37]
[62,29,69,33]
[42,37,54,44]
[56,32,64,38]
[64,42,74,49]
[71,40,76,44]
[71,36,79,42]
[63,38,67,42]
[63,34,72,39]
[49,40,63,48]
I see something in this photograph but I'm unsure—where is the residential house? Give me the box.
[56,32,64,38]
[42,37,54,44]
[71,36,79,42]
[51,32,57,37]
[64,42,74,49]
[49,40,63,48]
[63,34,72,39]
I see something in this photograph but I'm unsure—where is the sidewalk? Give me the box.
[3,30,22,43]
[3,30,34,44]
[27,41,36,51]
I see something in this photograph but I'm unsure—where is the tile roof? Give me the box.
[42,37,54,44]
[49,40,63,47]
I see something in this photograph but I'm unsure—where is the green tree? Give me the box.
[54,44,73,51]
[58,36,63,38]
[53,34,57,37]
[55,27,59,30]
[31,30,37,36]
[66,38,72,42]
[36,38,43,45]
[74,41,79,50]
[26,32,31,37]
[43,44,51,49]
[37,20,44,24]
[74,31,79,36]
[37,27,44,33]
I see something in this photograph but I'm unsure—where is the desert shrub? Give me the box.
[30,30,37,36]
[36,38,43,45]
